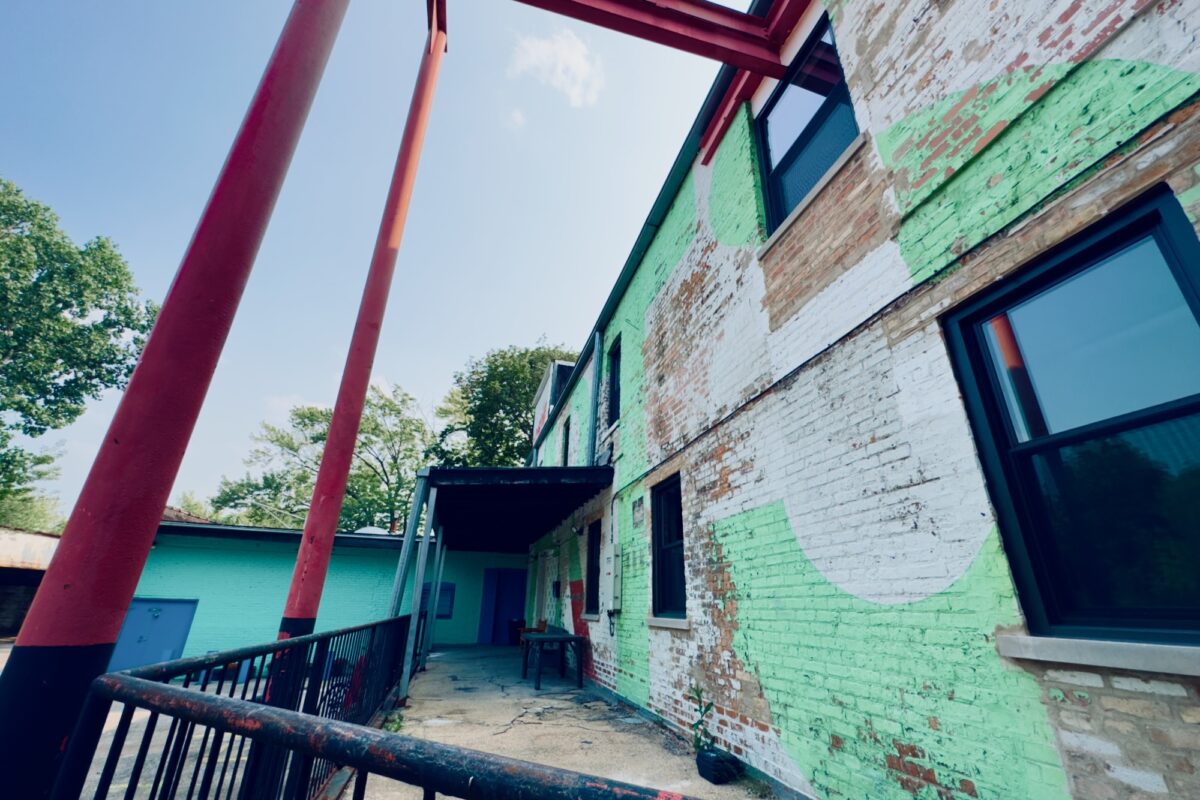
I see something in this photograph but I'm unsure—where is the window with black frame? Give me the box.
[946,189,1200,645]
[651,475,686,618]
[608,338,621,425]
[756,15,859,230]
[585,519,601,616]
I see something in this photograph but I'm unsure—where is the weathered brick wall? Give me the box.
[1027,666,1200,798]
[522,1,1200,797]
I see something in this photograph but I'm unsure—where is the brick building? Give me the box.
[519,1,1200,798]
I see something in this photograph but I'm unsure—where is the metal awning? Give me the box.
[426,466,613,553]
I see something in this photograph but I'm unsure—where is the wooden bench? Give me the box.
[520,624,587,690]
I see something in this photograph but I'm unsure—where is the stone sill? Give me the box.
[997,634,1200,677]
[647,616,690,631]
[756,132,869,261]
[580,613,601,623]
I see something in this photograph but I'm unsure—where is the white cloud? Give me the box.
[505,108,527,130]
[508,29,605,108]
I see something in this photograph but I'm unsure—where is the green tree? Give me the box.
[210,385,433,531]
[434,342,577,467]
[0,178,155,525]
[0,481,62,532]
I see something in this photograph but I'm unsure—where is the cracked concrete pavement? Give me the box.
[353,646,771,799]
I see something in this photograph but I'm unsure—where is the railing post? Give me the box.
[282,637,330,799]
[0,3,351,794]
[241,641,310,799]
[48,689,113,800]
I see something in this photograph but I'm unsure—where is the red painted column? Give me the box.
[278,27,447,639]
[0,1,349,794]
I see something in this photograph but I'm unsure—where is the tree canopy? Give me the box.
[210,385,433,531]
[434,343,577,467]
[0,178,155,528]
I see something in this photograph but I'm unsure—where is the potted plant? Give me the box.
[690,685,742,784]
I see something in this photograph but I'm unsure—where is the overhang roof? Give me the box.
[426,466,612,553]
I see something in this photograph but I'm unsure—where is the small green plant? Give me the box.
[382,711,404,733]
[689,685,715,752]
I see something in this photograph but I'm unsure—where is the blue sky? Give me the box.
[1,1,737,511]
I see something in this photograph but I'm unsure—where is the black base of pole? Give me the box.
[0,642,116,799]
[278,616,316,638]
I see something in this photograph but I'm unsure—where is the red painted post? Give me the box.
[0,1,350,794]
[278,27,448,639]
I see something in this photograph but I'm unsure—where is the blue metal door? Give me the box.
[477,568,527,645]
[108,597,198,671]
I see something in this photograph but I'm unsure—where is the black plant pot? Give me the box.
[696,747,742,784]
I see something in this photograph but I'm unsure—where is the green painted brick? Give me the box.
[712,503,1071,800]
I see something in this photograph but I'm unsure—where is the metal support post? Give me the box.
[278,24,448,639]
[0,2,350,793]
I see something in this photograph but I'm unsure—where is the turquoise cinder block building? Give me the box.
[121,520,526,663]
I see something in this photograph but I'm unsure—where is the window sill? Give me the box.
[647,616,690,631]
[580,613,601,622]
[756,132,868,261]
[996,634,1200,677]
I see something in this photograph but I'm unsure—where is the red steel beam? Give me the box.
[512,0,785,78]
[0,1,351,794]
[699,0,812,163]
[278,23,447,639]
[764,0,810,45]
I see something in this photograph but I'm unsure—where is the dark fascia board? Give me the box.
[426,465,613,488]
[528,0,775,458]
[155,520,406,550]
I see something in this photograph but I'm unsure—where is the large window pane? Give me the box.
[1027,413,1200,623]
[985,236,1200,441]
[764,29,840,166]
[759,19,859,229]
[652,476,686,617]
[772,96,858,215]
[949,192,1200,642]
[585,520,601,615]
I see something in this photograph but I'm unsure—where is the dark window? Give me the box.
[945,189,1200,645]
[608,339,622,425]
[561,417,571,466]
[756,15,859,230]
[651,475,686,618]
[585,520,602,615]
[421,582,455,619]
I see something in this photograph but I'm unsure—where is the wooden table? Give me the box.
[521,631,587,690]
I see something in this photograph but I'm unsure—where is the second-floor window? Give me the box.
[757,15,859,230]
[608,339,621,425]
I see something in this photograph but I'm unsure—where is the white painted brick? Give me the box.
[1104,763,1168,794]
[1045,670,1106,689]
[1059,730,1123,759]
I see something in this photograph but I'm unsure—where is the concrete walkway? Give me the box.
[356,646,771,799]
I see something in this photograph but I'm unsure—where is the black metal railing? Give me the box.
[52,615,412,800]
[56,667,698,800]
